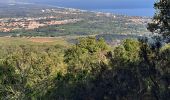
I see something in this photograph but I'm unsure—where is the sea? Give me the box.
[16,1,155,17]
[42,3,155,17]
[53,5,155,17]
[91,8,155,17]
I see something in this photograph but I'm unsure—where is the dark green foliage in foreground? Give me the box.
[0,37,169,100]
[46,37,169,100]
[0,1,169,99]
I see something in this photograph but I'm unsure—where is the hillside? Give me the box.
[0,1,169,100]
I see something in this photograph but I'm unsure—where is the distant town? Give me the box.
[0,8,150,32]
[0,17,81,32]
[0,4,151,37]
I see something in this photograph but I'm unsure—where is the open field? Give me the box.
[0,33,137,47]
[0,37,69,46]
[28,38,55,43]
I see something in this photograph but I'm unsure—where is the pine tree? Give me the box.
[148,0,170,40]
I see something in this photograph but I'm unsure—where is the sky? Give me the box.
[1,0,155,9]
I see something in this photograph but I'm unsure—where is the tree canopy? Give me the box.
[148,0,170,40]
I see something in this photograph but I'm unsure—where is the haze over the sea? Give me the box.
[2,0,155,16]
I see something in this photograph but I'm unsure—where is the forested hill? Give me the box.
[0,1,169,100]
[0,3,151,37]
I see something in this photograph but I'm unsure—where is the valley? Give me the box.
[0,4,151,40]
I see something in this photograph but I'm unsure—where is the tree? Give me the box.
[146,1,170,99]
[0,64,23,99]
[138,37,170,100]
[148,0,170,40]
[64,37,108,73]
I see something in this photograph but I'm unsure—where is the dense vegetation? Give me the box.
[0,37,169,100]
[0,0,169,100]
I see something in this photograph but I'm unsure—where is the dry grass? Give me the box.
[28,37,56,43]
[0,37,70,46]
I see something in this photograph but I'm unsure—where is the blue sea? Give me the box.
[48,4,154,17]
[91,8,155,17]
[27,2,155,17]
[55,5,155,17]
[26,1,155,17]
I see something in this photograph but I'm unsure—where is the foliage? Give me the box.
[0,44,66,99]
[1,1,170,99]
[148,0,170,39]
[0,37,169,100]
